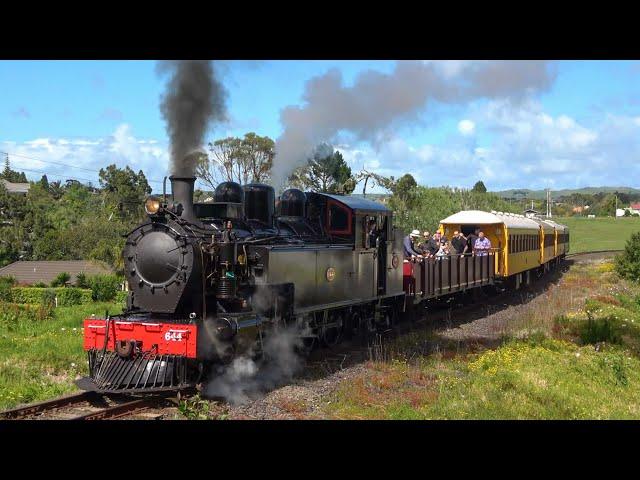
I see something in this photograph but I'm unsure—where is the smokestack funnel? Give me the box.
[170,175,196,222]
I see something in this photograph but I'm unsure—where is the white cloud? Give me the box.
[338,99,640,191]
[1,124,169,190]
[458,119,475,135]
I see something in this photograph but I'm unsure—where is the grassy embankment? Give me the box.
[323,260,640,419]
[0,302,122,410]
[557,216,640,253]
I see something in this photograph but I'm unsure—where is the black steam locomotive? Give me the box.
[81,175,406,393]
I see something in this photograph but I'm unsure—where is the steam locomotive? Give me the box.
[79,174,568,394]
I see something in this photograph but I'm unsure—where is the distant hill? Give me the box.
[494,187,640,200]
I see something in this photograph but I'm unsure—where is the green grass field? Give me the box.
[0,301,123,410]
[556,216,640,253]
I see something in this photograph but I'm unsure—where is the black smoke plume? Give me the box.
[158,60,227,176]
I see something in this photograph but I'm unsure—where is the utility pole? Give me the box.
[615,194,618,220]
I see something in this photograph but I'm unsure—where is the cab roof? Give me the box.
[313,192,391,214]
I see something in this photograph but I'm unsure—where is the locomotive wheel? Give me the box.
[321,313,343,348]
[358,312,376,343]
[344,312,361,340]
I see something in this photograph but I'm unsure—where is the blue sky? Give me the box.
[1,60,639,193]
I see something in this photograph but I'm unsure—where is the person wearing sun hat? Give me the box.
[404,229,423,259]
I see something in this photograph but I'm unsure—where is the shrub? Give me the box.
[41,289,56,308]
[580,313,622,345]
[50,272,71,288]
[615,232,640,282]
[0,275,16,302]
[0,302,54,328]
[10,287,93,306]
[89,274,121,302]
[115,290,128,304]
[32,282,47,288]
[56,288,92,306]
[75,272,90,289]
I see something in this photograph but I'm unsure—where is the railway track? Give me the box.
[0,390,179,420]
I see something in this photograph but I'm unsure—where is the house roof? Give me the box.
[0,260,113,285]
[630,202,640,210]
[0,179,30,194]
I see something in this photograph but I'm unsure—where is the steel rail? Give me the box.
[69,398,153,420]
[0,391,99,419]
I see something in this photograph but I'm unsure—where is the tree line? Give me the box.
[0,162,150,271]
[0,132,520,271]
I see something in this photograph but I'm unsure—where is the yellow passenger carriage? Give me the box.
[439,210,568,289]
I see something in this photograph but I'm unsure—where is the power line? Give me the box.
[8,166,98,184]
[0,150,167,185]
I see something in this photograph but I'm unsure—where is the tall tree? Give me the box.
[0,156,28,183]
[241,132,275,184]
[472,180,487,193]
[198,133,275,188]
[289,147,355,194]
[98,165,151,221]
[395,174,418,203]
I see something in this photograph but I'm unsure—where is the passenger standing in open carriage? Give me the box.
[417,231,431,256]
[474,231,491,256]
[424,232,439,257]
[404,229,423,261]
[435,241,450,258]
[451,231,466,255]
[465,228,479,255]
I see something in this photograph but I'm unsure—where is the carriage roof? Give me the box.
[440,210,540,230]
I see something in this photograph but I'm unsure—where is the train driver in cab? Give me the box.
[367,219,379,248]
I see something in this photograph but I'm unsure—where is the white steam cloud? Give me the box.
[204,324,310,405]
[271,60,556,188]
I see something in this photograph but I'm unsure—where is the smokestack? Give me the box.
[170,175,196,222]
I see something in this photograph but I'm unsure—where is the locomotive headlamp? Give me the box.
[144,196,161,215]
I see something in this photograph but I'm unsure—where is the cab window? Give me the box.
[327,200,352,235]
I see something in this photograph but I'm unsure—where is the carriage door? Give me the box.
[361,215,377,298]
[377,215,388,294]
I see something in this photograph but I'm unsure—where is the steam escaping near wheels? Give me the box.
[203,324,311,406]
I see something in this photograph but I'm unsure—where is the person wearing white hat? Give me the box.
[404,229,422,259]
